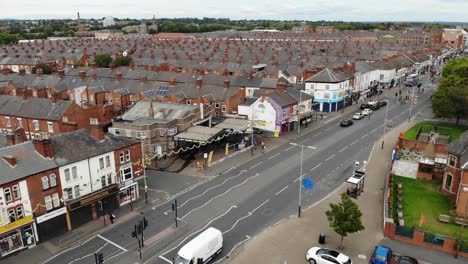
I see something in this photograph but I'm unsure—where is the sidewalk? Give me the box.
[228,119,416,264]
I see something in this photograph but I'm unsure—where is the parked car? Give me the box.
[360,103,371,110]
[370,104,380,110]
[397,256,418,264]
[306,247,352,264]
[370,245,392,264]
[362,109,373,116]
[340,119,354,127]
[377,101,387,107]
[353,112,364,120]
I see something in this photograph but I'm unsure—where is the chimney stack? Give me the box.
[5,133,16,146]
[169,77,177,85]
[3,155,16,166]
[91,73,97,80]
[36,68,43,76]
[223,79,230,88]
[57,69,64,79]
[19,69,26,76]
[90,124,105,141]
[148,102,154,118]
[33,137,54,158]
[276,81,287,91]
[196,77,203,88]
[79,70,86,80]
[115,72,123,81]
[140,76,147,83]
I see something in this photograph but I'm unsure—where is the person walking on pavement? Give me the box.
[109,212,115,224]
[261,141,265,153]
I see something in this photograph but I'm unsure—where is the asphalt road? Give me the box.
[40,78,435,264]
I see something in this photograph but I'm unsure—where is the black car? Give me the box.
[377,101,387,107]
[340,119,353,127]
[360,103,371,110]
[370,104,380,110]
[397,256,418,264]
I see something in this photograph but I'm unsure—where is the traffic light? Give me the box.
[95,253,104,264]
[143,217,148,229]
[172,202,175,211]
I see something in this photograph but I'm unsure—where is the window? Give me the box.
[52,193,60,208]
[168,141,177,149]
[114,128,120,135]
[66,188,73,200]
[282,110,288,119]
[42,176,49,190]
[63,116,68,122]
[33,120,39,131]
[99,157,104,169]
[107,173,112,185]
[49,174,57,187]
[8,209,16,222]
[16,206,24,219]
[47,121,54,132]
[12,185,20,199]
[17,118,22,128]
[74,185,80,197]
[445,174,453,190]
[45,196,53,210]
[325,85,330,90]
[5,117,11,127]
[215,102,220,108]
[168,127,177,136]
[72,166,77,179]
[449,155,457,167]
[120,152,125,163]
[105,156,110,168]
[115,97,121,103]
[125,150,130,161]
[4,188,12,202]
[136,131,146,139]
[221,105,227,113]
[90,118,98,125]
[121,167,133,181]
[186,99,191,105]
[64,168,71,181]
[101,176,106,188]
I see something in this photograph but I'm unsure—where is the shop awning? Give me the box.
[174,126,225,143]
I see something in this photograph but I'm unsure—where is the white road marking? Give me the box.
[315,132,322,136]
[250,199,270,213]
[350,139,359,145]
[158,255,173,264]
[97,235,128,252]
[179,170,247,208]
[103,251,127,263]
[370,128,378,133]
[250,162,262,169]
[325,154,335,161]
[338,146,348,152]
[358,254,367,259]
[361,133,368,139]
[268,153,280,159]
[299,139,309,144]
[181,174,259,219]
[311,163,321,171]
[222,213,252,234]
[95,242,109,253]
[275,186,288,196]
[212,236,251,264]
[284,146,294,151]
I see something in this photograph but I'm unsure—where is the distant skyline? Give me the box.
[1,0,468,22]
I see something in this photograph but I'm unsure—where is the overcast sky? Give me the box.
[1,0,467,22]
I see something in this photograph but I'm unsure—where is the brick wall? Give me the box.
[26,168,62,217]
[399,138,448,155]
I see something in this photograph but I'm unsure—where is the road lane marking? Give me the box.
[97,235,128,252]
[361,134,368,139]
[159,255,173,263]
[275,186,288,196]
[250,199,270,213]
[350,139,359,145]
[103,251,126,263]
[325,154,335,161]
[212,236,251,264]
[370,128,378,133]
[358,254,367,259]
[315,132,322,136]
[95,242,109,253]
[339,146,348,152]
[181,174,259,219]
[250,162,262,169]
[311,163,322,171]
[284,146,294,151]
[179,170,247,208]
[222,213,252,234]
[268,153,280,159]
[41,235,99,264]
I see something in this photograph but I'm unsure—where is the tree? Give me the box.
[325,193,365,249]
[114,56,132,67]
[432,58,468,125]
[93,53,113,68]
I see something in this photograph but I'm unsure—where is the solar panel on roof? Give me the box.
[156,85,169,96]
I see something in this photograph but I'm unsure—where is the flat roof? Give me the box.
[215,118,249,131]
[175,126,224,143]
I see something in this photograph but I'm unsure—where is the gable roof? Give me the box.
[446,131,468,166]
[304,68,354,83]
[0,95,73,120]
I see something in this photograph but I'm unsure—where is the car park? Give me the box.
[306,247,352,264]
[370,245,392,264]
[362,109,372,116]
[340,119,354,127]
[353,113,364,120]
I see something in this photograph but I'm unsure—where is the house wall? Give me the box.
[59,160,91,201]
[0,180,32,226]
[251,97,276,133]
[456,170,468,215]
[26,168,62,217]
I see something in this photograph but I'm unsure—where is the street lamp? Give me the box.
[140,136,148,204]
[247,120,255,156]
[290,142,316,218]
[408,84,415,122]
[381,100,389,149]
[297,90,308,135]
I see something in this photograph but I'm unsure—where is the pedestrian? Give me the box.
[320,114,323,120]
[261,141,265,153]
[109,212,115,224]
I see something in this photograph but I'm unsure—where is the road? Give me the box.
[40,78,435,264]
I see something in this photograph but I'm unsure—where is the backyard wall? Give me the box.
[399,138,448,155]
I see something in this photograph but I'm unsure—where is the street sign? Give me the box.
[302,178,314,190]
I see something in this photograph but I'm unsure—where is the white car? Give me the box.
[352,113,364,120]
[306,247,352,264]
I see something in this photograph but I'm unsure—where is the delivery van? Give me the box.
[175,227,223,264]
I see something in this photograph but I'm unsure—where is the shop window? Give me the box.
[0,230,24,255]
[49,174,57,187]
[4,188,12,202]
[445,173,453,190]
[120,167,133,181]
[105,156,110,168]
[12,185,20,200]
[44,196,53,211]
[64,168,71,181]
[16,206,24,219]
[125,150,130,161]
[42,176,49,190]
[99,157,104,169]
[449,155,457,167]
[52,193,60,208]
[8,209,16,222]
[72,166,77,179]
[74,185,80,197]
[120,152,125,163]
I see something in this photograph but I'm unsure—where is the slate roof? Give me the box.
[51,129,139,166]
[268,90,296,107]
[0,141,57,185]
[0,132,6,148]
[446,131,468,166]
[0,95,73,120]
[304,68,354,83]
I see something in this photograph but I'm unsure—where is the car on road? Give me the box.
[377,101,387,107]
[175,227,223,264]
[360,103,372,110]
[353,112,364,120]
[370,245,392,264]
[306,247,352,264]
[370,104,380,110]
[396,256,418,264]
[362,109,373,116]
[340,119,354,127]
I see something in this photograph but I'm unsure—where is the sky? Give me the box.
[1,0,468,22]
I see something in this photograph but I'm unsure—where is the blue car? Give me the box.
[370,245,392,264]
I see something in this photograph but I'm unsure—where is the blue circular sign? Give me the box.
[302,178,314,190]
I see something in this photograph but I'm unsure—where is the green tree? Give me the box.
[432,58,468,125]
[114,56,132,67]
[93,53,113,68]
[325,193,365,249]
[32,63,53,74]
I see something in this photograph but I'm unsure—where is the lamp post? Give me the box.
[290,142,316,218]
[248,120,255,156]
[381,100,389,149]
[297,90,307,135]
[140,136,148,204]
[408,84,415,122]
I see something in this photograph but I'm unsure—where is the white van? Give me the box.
[175,227,223,264]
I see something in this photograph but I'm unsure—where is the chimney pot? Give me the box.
[3,155,16,166]
[169,77,177,85]
[90,124,105,141]
[115,72,123,81]
[33,137,54,158]
[196,77,203,88]
[224,79,230,88]
[79,70,86,80]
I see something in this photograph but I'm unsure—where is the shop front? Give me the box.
[36,207,67,242]
[0,216,37,257]
[119,179,139,206]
